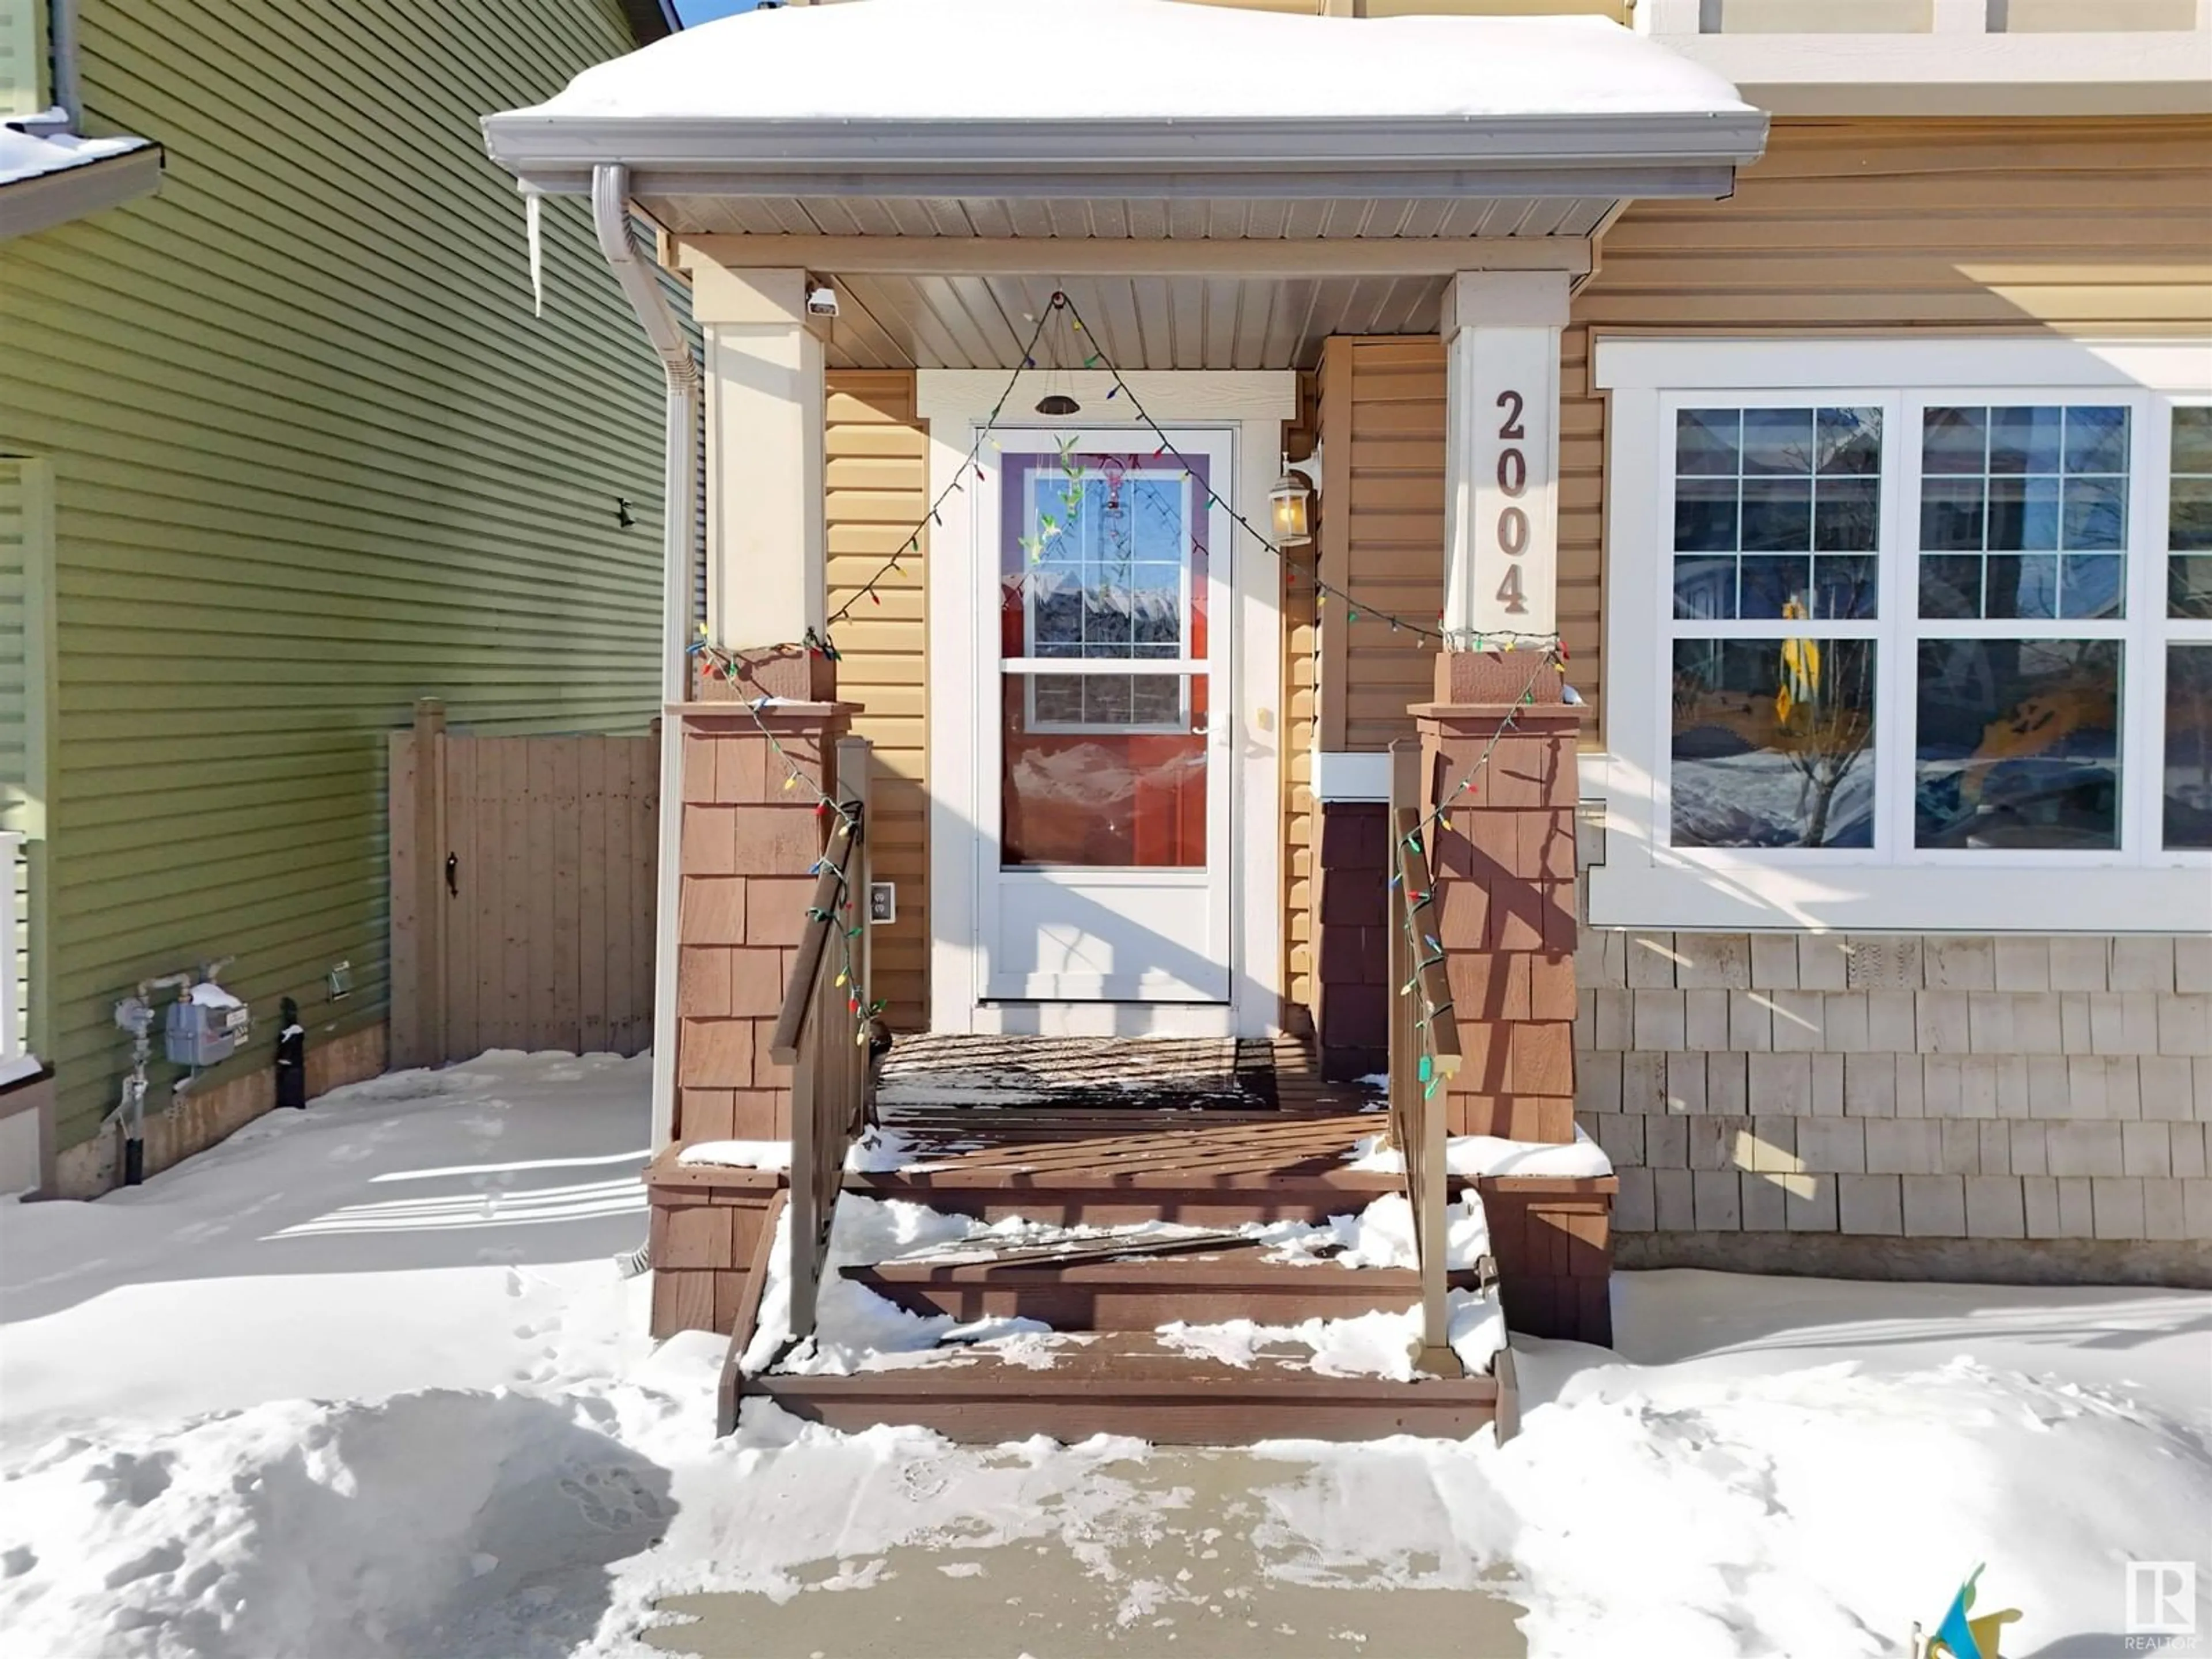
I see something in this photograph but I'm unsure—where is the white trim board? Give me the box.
[1313,751,1393,804]
[1590,335,2212,937]
[920,370,1295,1035]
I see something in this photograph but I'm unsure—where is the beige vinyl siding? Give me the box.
[0,0,668,1150]
[1283,371,1321,1019]
[1319,338,1448,752]
[825,370,930,1030]
[1327,116,2212,760]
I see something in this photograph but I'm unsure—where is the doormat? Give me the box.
[876,1036,1281,1111]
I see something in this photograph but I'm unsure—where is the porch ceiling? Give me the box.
[819,271,1448,371]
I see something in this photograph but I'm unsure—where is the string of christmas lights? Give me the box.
[1046,290,1566,660]
[683,290,1574,1052]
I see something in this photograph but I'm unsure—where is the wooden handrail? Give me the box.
[768,811,858,1068]
[1387,739,1463,1380]
[771,736,873,1344]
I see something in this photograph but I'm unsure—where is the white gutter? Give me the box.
[487,112,1768,203]
[590,163,697,1154]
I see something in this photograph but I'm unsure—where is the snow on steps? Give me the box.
[724,1193,1516,1445]
[747,1331,1512,1446]
[844,1252,1495,1331]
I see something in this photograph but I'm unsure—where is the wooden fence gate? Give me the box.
[389,701,659,1067]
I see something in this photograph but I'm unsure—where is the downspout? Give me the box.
[49,0,82,127]
[591,164,699,1154]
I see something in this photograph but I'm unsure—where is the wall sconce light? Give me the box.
[1270,464,1315,547]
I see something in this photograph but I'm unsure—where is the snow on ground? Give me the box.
[4,1050,2209,1659]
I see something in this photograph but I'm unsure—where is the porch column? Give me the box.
[694,263,832,699]
[1441,270,1567,641]
[1419,269,1581,1146]
[659,260,856,1193]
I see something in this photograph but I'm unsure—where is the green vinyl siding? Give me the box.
[0,461,29,1052]
[0,0,673,1149]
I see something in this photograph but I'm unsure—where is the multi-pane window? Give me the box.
[1668,406,1880,849]
[1914,404,2130,851]
[1659,387,2207,866]
[2167,407,2212,849]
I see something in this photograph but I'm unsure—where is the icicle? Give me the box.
[524,189,544,318]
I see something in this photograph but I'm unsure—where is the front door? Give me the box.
[977,430,1235,1002]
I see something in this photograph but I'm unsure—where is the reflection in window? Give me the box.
[2171,406,2212,620]
[1002,674,1206,868]
[2167,645,2212,850]
[1920,405,2128,622]
[1009,463,1199,661]
[1915,640,2121,850]
[1673,406,1881,622]
[1671,639,1876,847]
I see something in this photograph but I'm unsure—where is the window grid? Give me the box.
[1016,463,1200,737]
[1654,385,2204,868]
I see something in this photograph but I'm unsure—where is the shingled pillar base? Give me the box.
[671,678,857,1149]
[1412,650,1582,1145]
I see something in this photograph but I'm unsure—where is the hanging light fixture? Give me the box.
[1034,293,1081,416]
[1270,461,1315,547]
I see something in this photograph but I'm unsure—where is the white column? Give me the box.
[693,264,828,650]
[1442,270,1569,642]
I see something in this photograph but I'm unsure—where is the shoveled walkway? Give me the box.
[646,1445,1531,1658]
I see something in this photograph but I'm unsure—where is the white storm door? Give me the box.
[976,430,1235,1002]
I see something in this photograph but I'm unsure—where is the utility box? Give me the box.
[164,984,249,1067]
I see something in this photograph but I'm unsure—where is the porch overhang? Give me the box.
[482,0,1768,231]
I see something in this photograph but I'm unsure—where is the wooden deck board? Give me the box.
[748,1331,1502,1444]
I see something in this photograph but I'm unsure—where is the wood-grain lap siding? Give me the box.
[0,0,671,1149]
[1327,117,2212,766]
[825,371,930,1029]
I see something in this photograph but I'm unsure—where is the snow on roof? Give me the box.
[0,119,153,189]
[512,0,1755,126]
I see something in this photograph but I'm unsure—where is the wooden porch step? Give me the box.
[844,1169,1414,1228]
[844,1253,1488,1330]
[749,1332,1504,1445]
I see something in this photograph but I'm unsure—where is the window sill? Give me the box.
[1587,849,2212,935]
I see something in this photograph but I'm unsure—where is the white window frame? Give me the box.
[1016,456,1200,737]
[1593,336,2212,935]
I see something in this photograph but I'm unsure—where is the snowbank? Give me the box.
[513,0,1755,126]
[6,1050,2207,1658]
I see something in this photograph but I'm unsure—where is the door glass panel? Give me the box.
[1002,455,1207,661]
[1002,673,1208,867]
[999,451,1211,869]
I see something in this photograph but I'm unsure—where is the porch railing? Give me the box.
[768,735,872,1343]
[1387,738,1463,1378]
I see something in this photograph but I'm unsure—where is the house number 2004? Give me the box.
[1494,389,1529,616]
